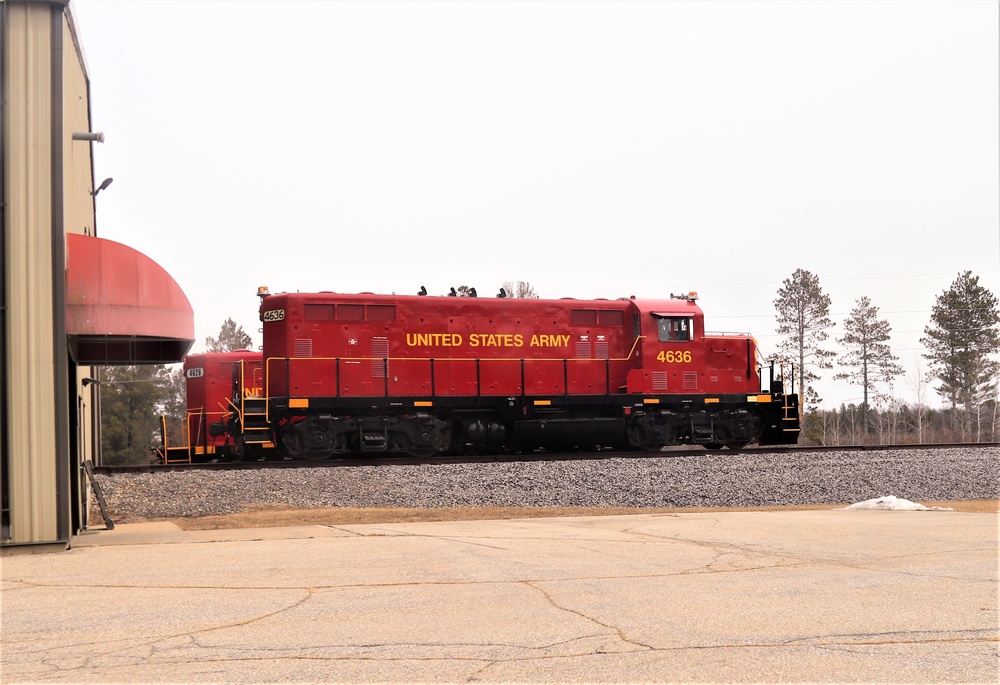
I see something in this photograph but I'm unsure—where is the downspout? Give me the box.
[50,2,71,544]
[0,0,8,539]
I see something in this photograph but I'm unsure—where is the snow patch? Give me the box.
[843,496,953,511]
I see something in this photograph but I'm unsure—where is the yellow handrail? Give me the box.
[258,339,647,421]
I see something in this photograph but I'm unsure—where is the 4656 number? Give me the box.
[656,350,692,363]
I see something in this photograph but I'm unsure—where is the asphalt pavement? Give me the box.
[2,509,997,683]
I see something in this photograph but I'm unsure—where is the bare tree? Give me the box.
[904,359,931,443]
[501,281,539,299]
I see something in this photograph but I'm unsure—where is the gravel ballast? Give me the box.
[93,447,1000,521]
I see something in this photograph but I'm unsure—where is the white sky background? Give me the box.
[71,0,999,410]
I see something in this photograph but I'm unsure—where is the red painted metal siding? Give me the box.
[627,297,763,395]
[183,351,261,449]
[259,291,641,399]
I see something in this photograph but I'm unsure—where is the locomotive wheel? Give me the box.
[399,433,439,458]
[703,443,724,450]
[280,425,331,460]
[725,442,748,450]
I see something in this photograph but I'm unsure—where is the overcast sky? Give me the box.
[71,0,999,409]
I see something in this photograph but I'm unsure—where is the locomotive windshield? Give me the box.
[655,316,691,342]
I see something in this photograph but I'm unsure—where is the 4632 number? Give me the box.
[656,350,692,363]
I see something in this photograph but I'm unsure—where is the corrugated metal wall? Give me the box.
[64,14,97,236]
[4,0,61,545]
[2,0,98,548]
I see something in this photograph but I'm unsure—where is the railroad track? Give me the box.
[91,442,999,475]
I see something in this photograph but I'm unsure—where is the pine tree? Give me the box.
[205,318,253,352]
[100,365,175,464]
[833,296,904,435]
[921,271,1000,440]
[773,268,836,414]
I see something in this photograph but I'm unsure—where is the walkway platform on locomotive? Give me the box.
[3,510,997,683]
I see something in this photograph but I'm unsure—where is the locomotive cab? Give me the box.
[622,292,797,449]
[625,292,710,395]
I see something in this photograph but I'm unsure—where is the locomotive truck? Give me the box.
[205,286,798,461]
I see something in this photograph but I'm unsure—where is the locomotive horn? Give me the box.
[418,286,427,296]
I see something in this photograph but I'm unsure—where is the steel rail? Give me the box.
[92,442,999,475]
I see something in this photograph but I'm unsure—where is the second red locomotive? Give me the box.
[222,286,799,459]
[154,350,266,463]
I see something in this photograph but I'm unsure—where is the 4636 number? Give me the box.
[656,350,692,363]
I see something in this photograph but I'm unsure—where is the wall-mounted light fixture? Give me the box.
[82,378,100,387]
[91,178,113,197]
[72,132,105,143]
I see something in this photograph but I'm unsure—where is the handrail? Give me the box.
[263,350,641,409]
[225,396,242,431]
[624,335,644,359]
[154,415,169,463]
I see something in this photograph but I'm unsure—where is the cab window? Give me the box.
[657,317,691,342]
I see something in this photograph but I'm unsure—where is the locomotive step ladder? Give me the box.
[358,419,389,452]
[240,395,272,445]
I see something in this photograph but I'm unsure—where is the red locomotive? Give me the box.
[219,286,799,460]
[154,350,267,463]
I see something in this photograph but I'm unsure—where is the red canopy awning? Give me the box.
[66,233,194,364]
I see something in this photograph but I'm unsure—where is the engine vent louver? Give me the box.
[571,309,624,326]
[293,339,313,358]
[303,303,397,322]
[367,305,396,322]
[652,372,668,392]
[598,310,623,325]
[304,303,336,321]
[338,304,365,321]
[371,337,389,378]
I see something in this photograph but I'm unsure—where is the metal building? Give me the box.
[2,0,194,552]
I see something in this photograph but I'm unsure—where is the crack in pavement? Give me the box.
[6,521,995,682]
[522,579,657,652]
[619,526,1000,582]
[9,621,998,682]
